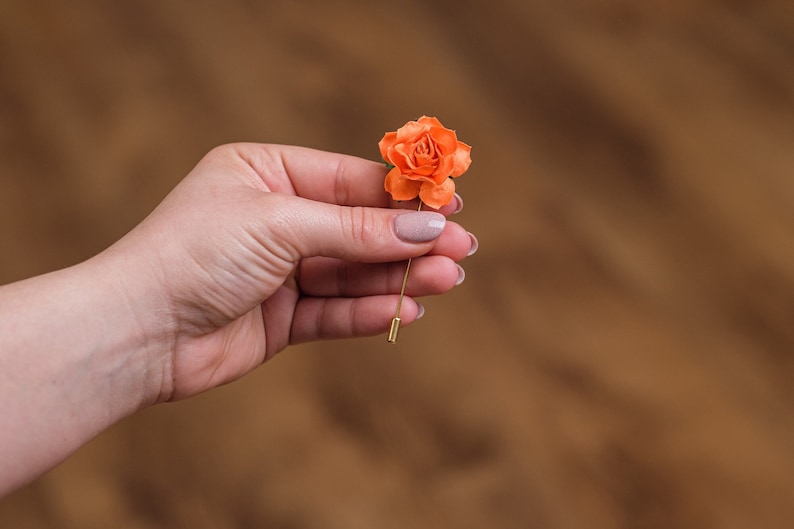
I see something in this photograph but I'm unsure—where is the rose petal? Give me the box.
[450,141,472,176]
[392,143,417,171]
[378,131,398,162]
[429,127,458,154]
[433,155,455,182]
[395,120,429,143]
[417,116,444,128]
[412,163,439,177]
[419,177,456,209]
[385,167,422,201]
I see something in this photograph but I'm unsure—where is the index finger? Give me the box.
[236,143,394,207]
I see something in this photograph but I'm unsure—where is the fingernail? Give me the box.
[467,232,479,256]
[453,193,464,214]
[416,303,426,320]
[455,264,466,286]
[394,212,446,243]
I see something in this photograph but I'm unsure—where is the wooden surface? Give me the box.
[1,1,793,527]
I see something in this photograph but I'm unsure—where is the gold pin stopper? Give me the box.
[387,317,401,343]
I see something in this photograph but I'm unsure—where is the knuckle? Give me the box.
[333,159,351,206]
[203,143,236,162]
[343,206,375,245]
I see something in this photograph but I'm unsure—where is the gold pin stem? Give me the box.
[387,202,422,343]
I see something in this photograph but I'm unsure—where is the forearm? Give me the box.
[0,253,170,495]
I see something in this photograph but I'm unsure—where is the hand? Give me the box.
[106,143,475,401]
[0,143,476,494]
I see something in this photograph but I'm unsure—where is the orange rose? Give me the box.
[379,116,472,209]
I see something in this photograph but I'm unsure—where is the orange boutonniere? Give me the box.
[380,116,472,209]
[382,116,472,343]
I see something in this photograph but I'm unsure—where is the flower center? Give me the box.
[413,136,437,165]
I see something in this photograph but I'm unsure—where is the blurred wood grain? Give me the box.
[1,0,793,528]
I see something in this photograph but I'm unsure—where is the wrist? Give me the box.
[88,245,177,407]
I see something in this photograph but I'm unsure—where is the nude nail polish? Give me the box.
[394,212,446,243]
[452,193,464,214]
[456,264,466,285]
[467,232,479,256]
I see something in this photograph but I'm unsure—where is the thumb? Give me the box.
[262,195,446,263]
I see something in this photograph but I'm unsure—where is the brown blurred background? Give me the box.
[1,0,793,527]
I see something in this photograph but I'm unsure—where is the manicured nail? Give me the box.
[394,211,446,243]
[455,264,466,286]
[467,232,479,256]
[452,193,464,214]
[416,303,426,320]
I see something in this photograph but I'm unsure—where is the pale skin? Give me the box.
[0,143,476,496]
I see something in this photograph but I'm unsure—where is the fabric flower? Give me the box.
[379,116,471,209]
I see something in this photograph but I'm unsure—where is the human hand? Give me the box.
[105,144,475,401]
